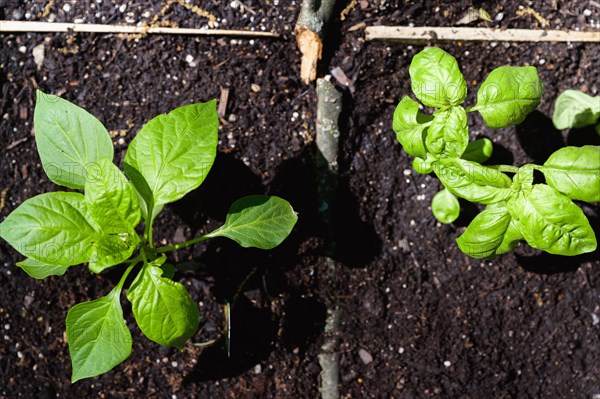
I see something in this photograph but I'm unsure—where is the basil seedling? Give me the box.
[394,47,598,258]
[0,91,298,382]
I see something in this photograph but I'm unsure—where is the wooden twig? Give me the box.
[295,0,338,84]
[365,26,600,43]
[0,20,280,38]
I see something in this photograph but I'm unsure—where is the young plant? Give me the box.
[552,89,600,133]
[393,47,598,258]
[0,91,298,382]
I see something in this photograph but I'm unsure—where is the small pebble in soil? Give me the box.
[444,360,451,367]
[583,9,592,17]
[63,3,71,12]
[253,364,262,374]
[358,348,373,364]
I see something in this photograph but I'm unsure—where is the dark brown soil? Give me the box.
[1,1,599,398]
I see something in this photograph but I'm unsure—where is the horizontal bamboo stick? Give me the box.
[0,20,280,38]
[365,26,600,43]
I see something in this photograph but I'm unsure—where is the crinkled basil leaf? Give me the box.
[66,286,132,382]
[33,90,113,190]
[393,96,433,158]
[426,106,468,158]
[409,47,467,108]
[0,192,96,266]
[552,90,600,130]
[413,155,434,174]
[431,188,460,224]
[494,219,523,256]
[473,66,544,128]
[461,138,493,163]
[127,257,199,349]
[434,158,512,204]
[541,145,600,202]
[17,258,68,279]
[124,101,218,207]
[507,184,596,255]
[206,195,298,249]
[456,204,511,258]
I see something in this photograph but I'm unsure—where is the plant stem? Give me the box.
[490,164,520,173]
[113,263,137,295]
[316,77,342,399]
[154,235,210,254]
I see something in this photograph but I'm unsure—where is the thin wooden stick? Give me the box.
[0,20,280,38]
[365,26,600,43]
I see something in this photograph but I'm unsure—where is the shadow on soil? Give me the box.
[167,150,379,381]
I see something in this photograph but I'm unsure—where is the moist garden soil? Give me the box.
[1,1,599,398]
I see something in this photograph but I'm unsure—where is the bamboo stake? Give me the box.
[365,26,600,43]
[0,20,280,38]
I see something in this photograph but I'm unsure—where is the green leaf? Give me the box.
[205,195,298,249]
[413,156,434,174]
[541,145,600,202]
[456,205,512,258]
[88,234,139,274]
[495,219,523,256]
[461,138,493,163]
[508,184,597,255]
[434,158,512,204]
[33,90,113,190]
[473,66,544,128]
[552,90,600,130]
[127,257,199,349]
[426,106,468,158]
[124,101,218,207]
[17,258,68,279]
[85,159,141,232]
[66,286,132,382]
[431,189,460,224]
[393,96,433,158]
[0,192,96,266]
[409,47,467,108]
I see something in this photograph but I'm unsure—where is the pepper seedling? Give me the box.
[394,47,598,258]
[0,91,298,382]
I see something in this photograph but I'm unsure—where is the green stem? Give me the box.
[112,263,137,296]
[154,235,210,254]
[490,164,520,173]
[144,218,154,248]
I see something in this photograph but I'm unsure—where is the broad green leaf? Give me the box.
[85,159,141,232]
[17,258,68,279]
[473,66,544,128]
[495,219,523,255]
[127,257,199,349]
[124,101,218,206]
[66,286,132,382]
[431,189,460,224]
[205,195,298,249]
[88,233,139,274]
[541,146,600,202]
[33,90,113,190]
[462,138,493,163]
[393,96,433,158]
[0,192,96,266]
[552,90,600,130]
[456,205,511,258]
[409,47,467,108]
[426,106,468,158]
[507,184,597,255]
[434,158,512,204]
